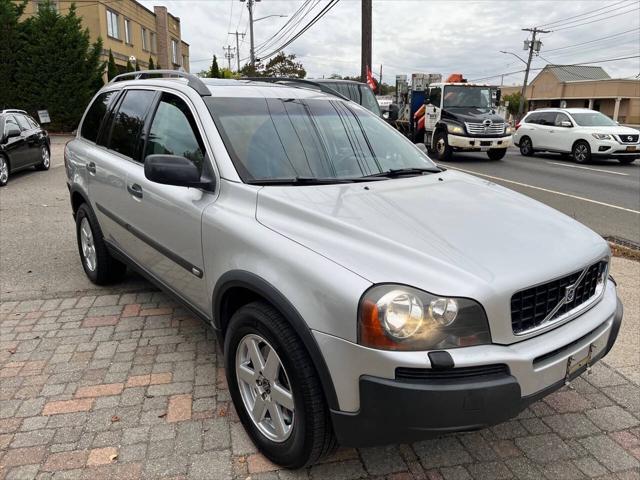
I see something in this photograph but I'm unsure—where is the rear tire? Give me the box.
[487,149,506,160]
[0,156,9,186]
[35,145,50,171]
[225,302,336,468]
[572,141,591,164]
[433,131,453,161]
[75,203,126,285]
[519,136,533,156]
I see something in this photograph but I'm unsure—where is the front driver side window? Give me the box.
[144,93,205,174]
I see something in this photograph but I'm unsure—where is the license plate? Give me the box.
[626,146,636,152]
[564,344,595,384]
[480,147,490,152]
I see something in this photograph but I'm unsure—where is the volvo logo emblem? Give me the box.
[565,285,576,303]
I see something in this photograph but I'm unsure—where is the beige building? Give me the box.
[22,0,190,78]
[502,65,640,125]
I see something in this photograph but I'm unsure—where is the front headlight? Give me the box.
[505,125,513,134]
[358,284,491,351]
[448,124,464,135]
[591,133,612,140]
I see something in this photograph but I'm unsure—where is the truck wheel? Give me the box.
[572,141,591,164]
[487,149,506,160]
[225,301,336,468]
[433,131,453,161]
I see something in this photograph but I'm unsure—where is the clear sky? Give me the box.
[140,0,640,84]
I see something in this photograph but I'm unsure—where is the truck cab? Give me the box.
[420,82,513,161]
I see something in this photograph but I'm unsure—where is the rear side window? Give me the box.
[81,91,117,142]
[144,93,205,172]
[538,112,557,126]
[109,89,156,159]
[525,112,540,124]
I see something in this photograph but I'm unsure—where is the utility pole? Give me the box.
[379,64,382,91]
[361,0,372,83]
[240,0,260,68]
[223,45,235,72]
[519,27,549,117]
[228,30,246,71]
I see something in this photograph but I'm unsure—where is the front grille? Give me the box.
[511,261,607,335]
[464,121,505,136]
[616,134,639,144]
[396,364,509,381]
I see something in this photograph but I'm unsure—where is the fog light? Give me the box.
[429,298,458,326]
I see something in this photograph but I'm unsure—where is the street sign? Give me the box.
[37,110,50,124]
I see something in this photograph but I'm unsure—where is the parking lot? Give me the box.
[1,136,639,479]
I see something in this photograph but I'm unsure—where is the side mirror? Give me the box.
[144,154,214,190]
[5,125,21,139]
[560,121,572,128]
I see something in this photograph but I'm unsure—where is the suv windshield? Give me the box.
[443,85,494,109]
[206,97,436,183]
[570,111,617,127]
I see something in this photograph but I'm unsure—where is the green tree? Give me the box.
[503,91,521,116]
[125,59,134,72]
[148,56,155,70]
[15,1,105,131]
[107,49,118,80]
[0,0,27,108]
[239,62,263,77]
[263,52,306,78]
[210,54,220,78]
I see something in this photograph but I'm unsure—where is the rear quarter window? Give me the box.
[81,91,118,143]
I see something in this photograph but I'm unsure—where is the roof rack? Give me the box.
[109,70,211,97]
[243,77,350,102]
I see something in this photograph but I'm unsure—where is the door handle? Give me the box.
[127,183,143,199]
[86,162,96,174]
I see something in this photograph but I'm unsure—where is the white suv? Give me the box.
[514,108,639,164]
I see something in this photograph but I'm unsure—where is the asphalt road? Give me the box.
[0,137,638,301]
[438,148,640,242]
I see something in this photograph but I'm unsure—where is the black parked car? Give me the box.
[0,109,50,186]
[312,79,382,116]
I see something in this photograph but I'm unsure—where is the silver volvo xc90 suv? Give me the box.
[66,71,623,468]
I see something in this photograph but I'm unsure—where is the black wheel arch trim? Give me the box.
[213,270,340,410]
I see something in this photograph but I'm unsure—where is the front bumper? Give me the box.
[591,140,639,159]
[316,282,622,447]
[448,133,512,150]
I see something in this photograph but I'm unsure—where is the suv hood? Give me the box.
[256,171,609,343]
[576,125,639,136]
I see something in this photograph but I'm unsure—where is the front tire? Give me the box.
[433,131,453,161]
[225,302,336,468]
[519,136,533,156]
[487,149,506,160]
[0,156,9,186]
[572,141,591,164]
[35,145,50,171]
[75,203,126,284]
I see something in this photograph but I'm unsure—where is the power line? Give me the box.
[256,0,340,62]
[253,0,318,56]
[544,27,640,52]
[537,0,633,28]
[552,6,640,31]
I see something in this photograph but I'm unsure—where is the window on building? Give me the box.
[106,10,119,39]
[150,32,157,53]
[34,0,58,11]
[108,90,156,159]
[144,93,205,171]
[141,27,148,51]
[171,39,178,65]
[124,19,132,44]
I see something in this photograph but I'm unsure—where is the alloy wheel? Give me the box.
[235,333,295,443]
[0,158,7,184]
[80,217,97,272]
[574,144,588,163]
[521,139,531,155]
[41,147,50,168]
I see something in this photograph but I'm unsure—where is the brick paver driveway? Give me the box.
[1,258,639,480]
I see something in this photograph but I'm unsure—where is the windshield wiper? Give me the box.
[362,167,441,178]
[246,176,357,186]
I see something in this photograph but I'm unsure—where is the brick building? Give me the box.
[21,0,190,79]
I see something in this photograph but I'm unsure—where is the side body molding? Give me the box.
[213,270,340,410]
